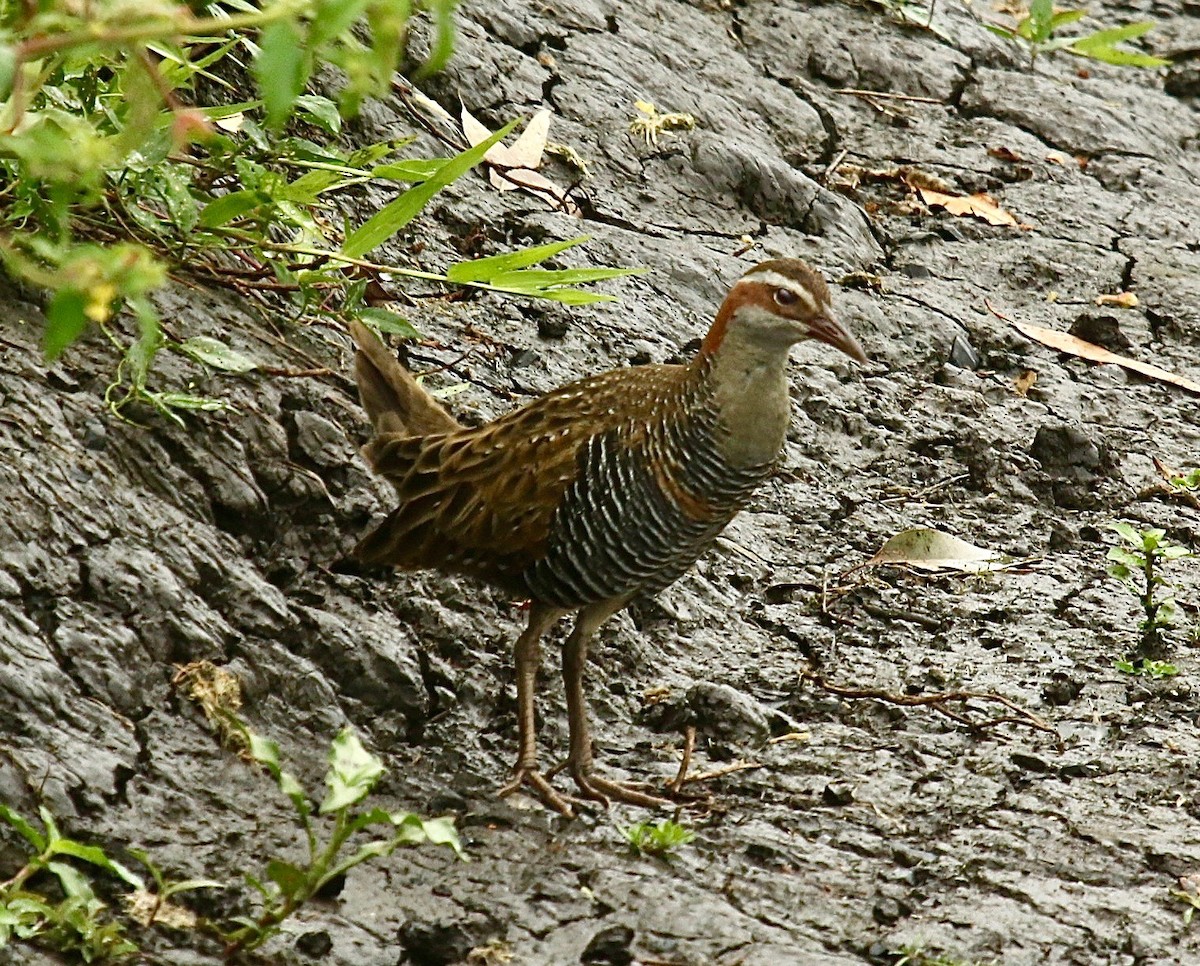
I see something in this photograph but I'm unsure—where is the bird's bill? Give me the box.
[808,314,868,363]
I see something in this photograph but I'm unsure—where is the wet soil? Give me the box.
[3,0,1200,963]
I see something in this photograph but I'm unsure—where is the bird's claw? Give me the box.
[496,767,588,818]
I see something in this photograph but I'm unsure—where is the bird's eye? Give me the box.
[774,288,798,306]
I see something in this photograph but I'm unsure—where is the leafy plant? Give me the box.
[220,725,463,957]
[1107,522,1192,658]
[1112,656,1179,679]
[986,0,1170,67]
[1169,468,1200,492]
[0,802,144,961]
[622,819,695,858]
[1174,875,1200,928]
[0,0,638,427]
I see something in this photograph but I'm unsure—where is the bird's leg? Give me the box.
[495,603,583,816]
[562,602,674,810]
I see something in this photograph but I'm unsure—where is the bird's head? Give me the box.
[701,259,868,363]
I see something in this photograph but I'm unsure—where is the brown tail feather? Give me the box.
[348,319,461,438]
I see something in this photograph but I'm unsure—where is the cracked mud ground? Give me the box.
[3,0,1200,963]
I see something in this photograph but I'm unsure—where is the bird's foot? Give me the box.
[569,770,676,810]
[496,767,587,818]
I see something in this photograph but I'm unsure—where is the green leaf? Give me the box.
[46,861,94,900]
[266,859,307,899]
[357,308,420,338]
[296,94,342,135]
[50,840,146,891]
[1073,44,1171,67]
[197,189,272,229]
[447,236,591,283]
[321,728,385,813]
[342,117,519,258]
[177,336,259,373]
[0,803,45,851]
[1048,9,1088,29]
[1027,0,1055,43]
[310,0,373,47]
[254,20,310,129]
[246,731,282,773]
[44,288,90,361]
[416,0,460,77]
[371,159,449,182]
[151,392,232,413]
[1070,21,1157,50]
[418,816,464,858]
[1108,522,1140,545]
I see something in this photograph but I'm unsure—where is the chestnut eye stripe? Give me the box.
[739,269,821,314]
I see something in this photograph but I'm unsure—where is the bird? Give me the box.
[347,258,867,816]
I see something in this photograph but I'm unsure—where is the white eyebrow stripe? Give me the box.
[737,271,819,313]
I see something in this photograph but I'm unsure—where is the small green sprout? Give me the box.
[623,819,695,858]
[1169,468,1200,492]
[1174,875,1200,927]
[1113,656,1179,678]
[1107,522,1192,658]
[987,0,1170,67]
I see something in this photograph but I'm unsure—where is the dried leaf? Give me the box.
[916,186,1020,226]
[1095,291,1138,308]
[1014,369,1038,396]
[460,106,579,215]
[866,527,1013,573]
[1011,320,1200,395]
[988,145,1024,162]
[125,891,199,930]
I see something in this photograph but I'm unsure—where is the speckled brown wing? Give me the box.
[353,364,693,594]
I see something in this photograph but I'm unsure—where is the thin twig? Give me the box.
[832,88,945,104]
[802,671,1063,748]
[680,761,763,786]
[667,725,696,795]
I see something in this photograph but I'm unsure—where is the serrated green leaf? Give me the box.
[342,118,519,258]
[1027,0,1055,43]
[419,816,464,858]
[254,20,310,129]
[446,236,591,283]
[177,336,259,373]
[357,307,420,338]
[46,860,93,900]
[50,840,146,891]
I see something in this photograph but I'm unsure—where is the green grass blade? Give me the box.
[342,118,519,258]
[446,236,591,283]
[1070,21,1157,51]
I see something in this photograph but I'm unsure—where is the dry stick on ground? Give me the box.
[802,670,1064,749]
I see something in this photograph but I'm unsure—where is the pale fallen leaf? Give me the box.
[1014,369,1038,396]
[214,112,245,133]
[459,106,579,215]
[916,186,1020,227]
[1045,151,1071,166]
[1011,319,1200,395]
[1095,291,1138,309]
[866,527,1014,573]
